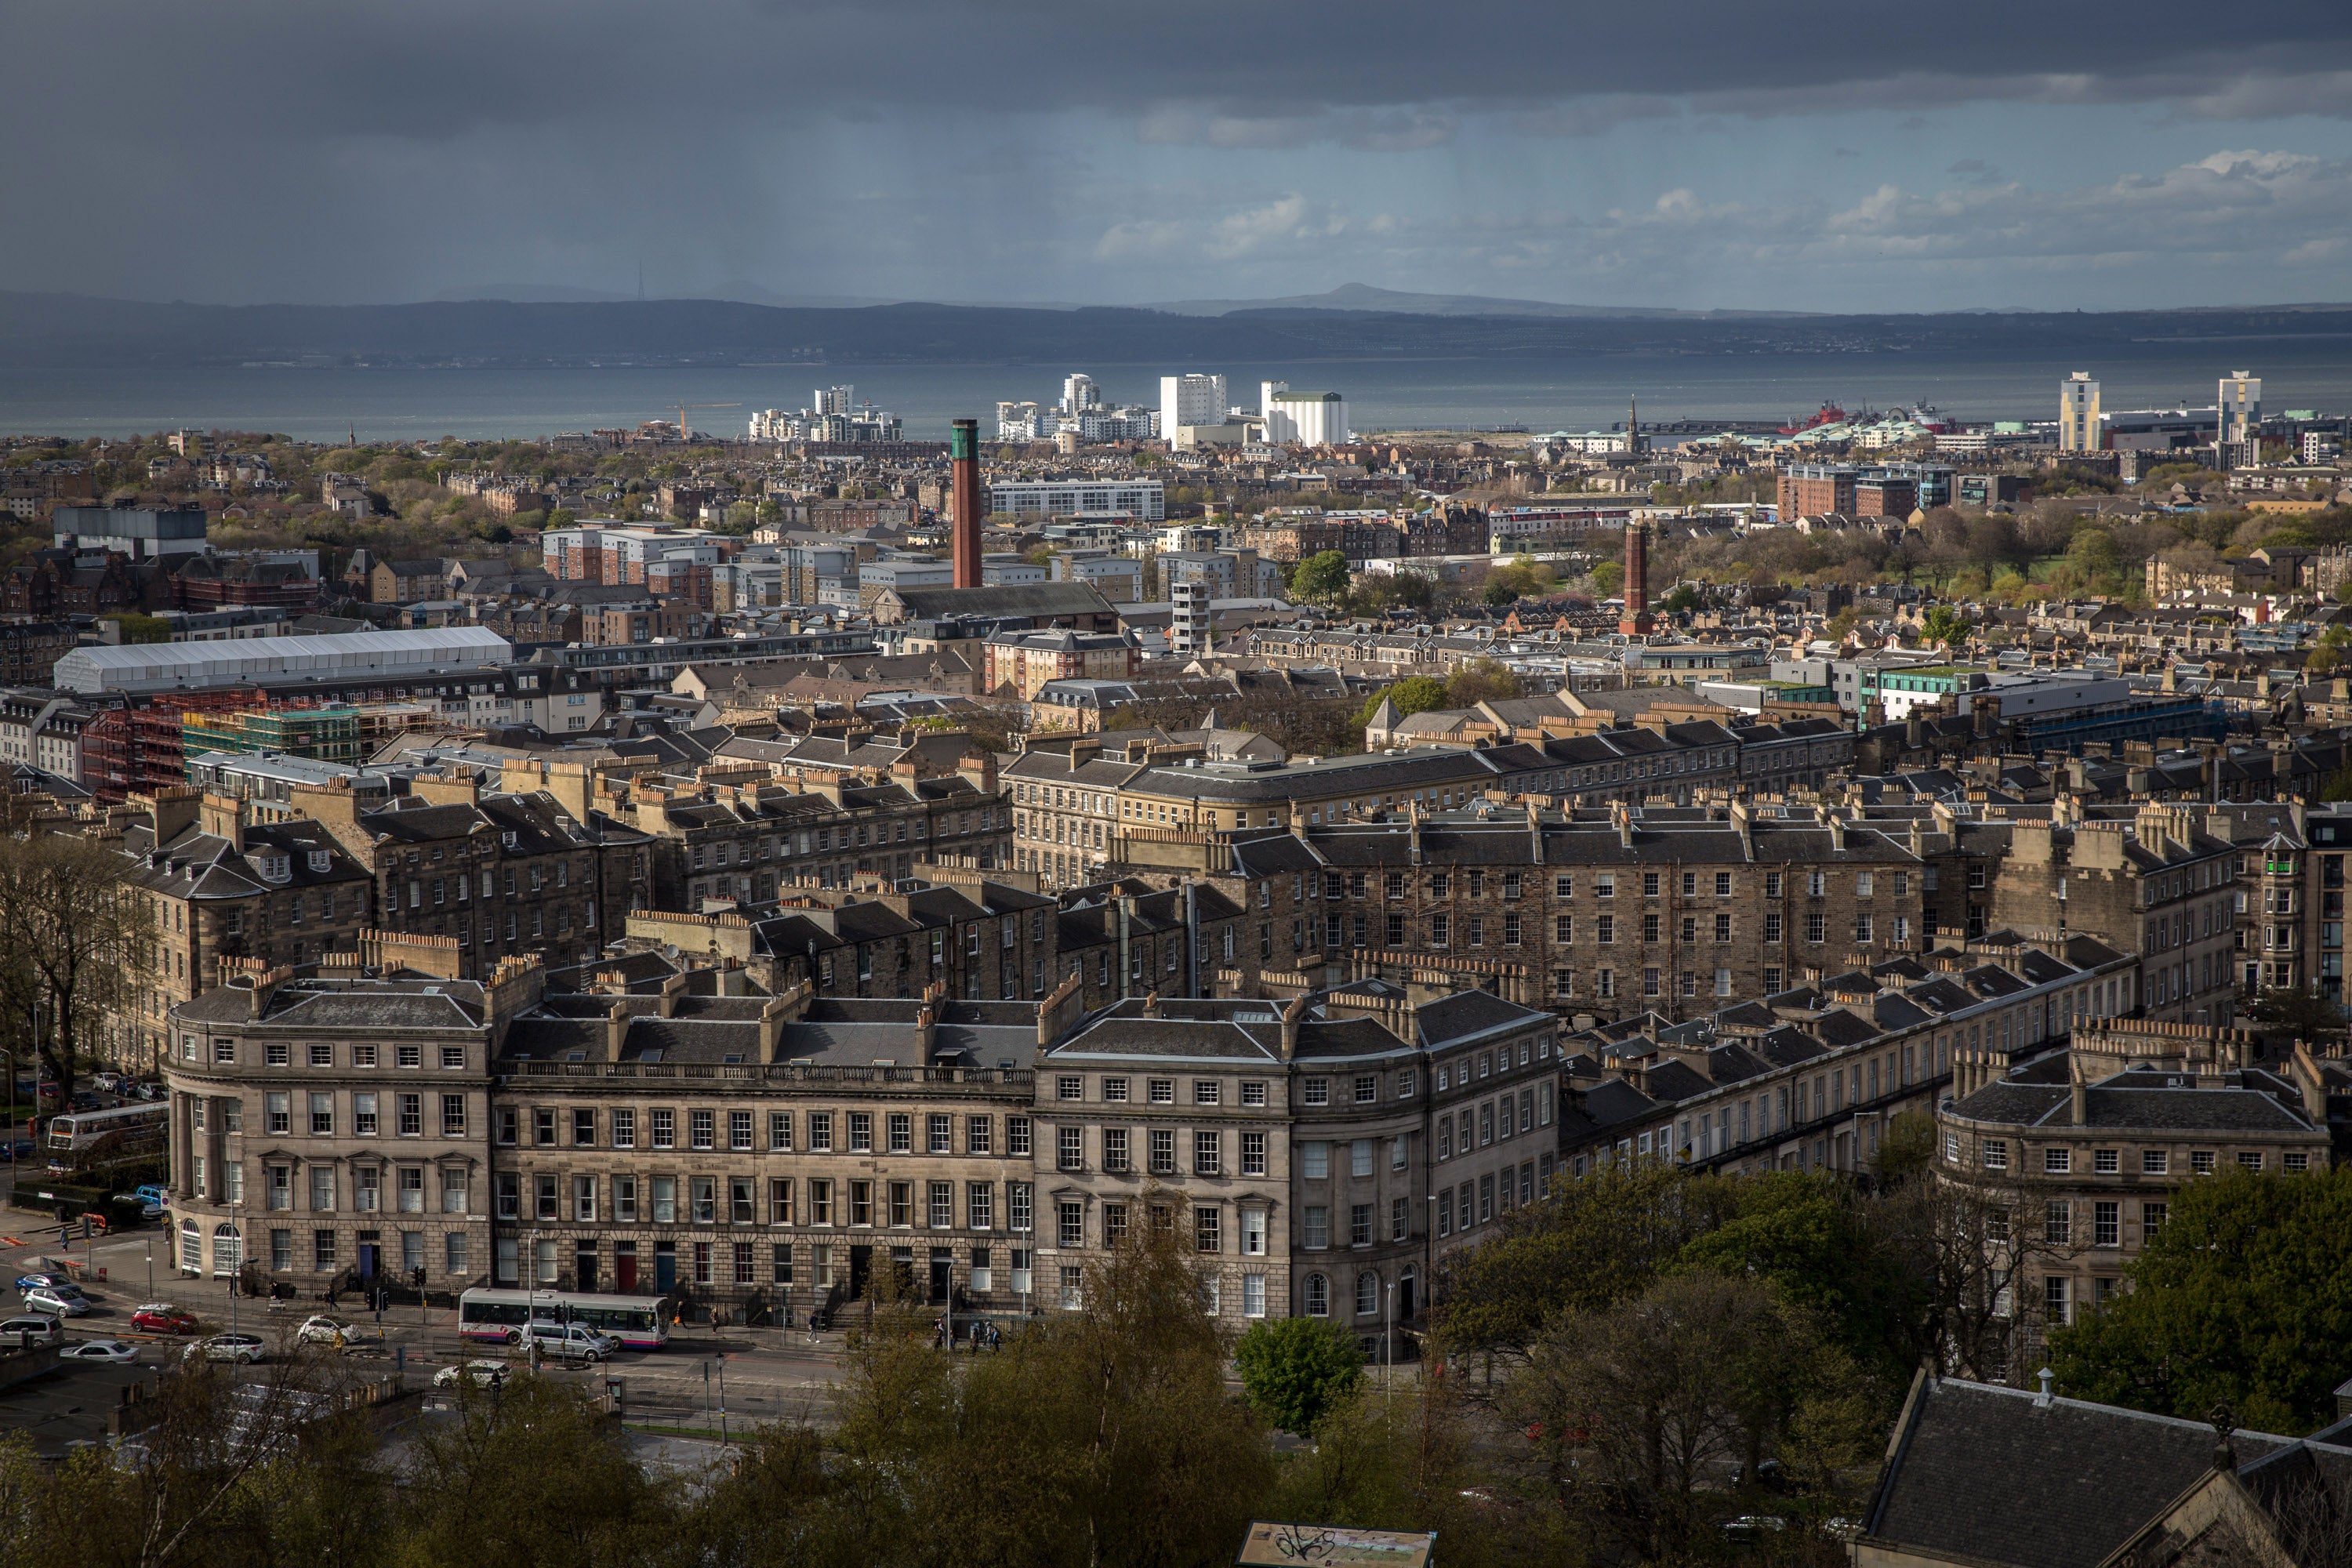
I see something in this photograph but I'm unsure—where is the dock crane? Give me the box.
[666,402,742,441]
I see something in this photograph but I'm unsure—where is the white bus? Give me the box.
[457,1287,672,1351]
[45,1103,169,1159]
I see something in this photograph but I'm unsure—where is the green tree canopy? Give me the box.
[1443,659,1523,707]
[1290,550,1352,603]
[2050,1166,2352,1434]
[1356,675,1450,728]
[1234,1316,1365,1436]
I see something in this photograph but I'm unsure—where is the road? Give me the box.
[0,1214,864,1432]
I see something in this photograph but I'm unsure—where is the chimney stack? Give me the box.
[950,418,982,589]
[1619,523,1652,636]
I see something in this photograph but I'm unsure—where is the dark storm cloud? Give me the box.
[5,1,2352,306]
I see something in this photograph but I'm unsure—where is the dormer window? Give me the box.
[501,831,518,850]
[307,850,331,873]
[253,852,291,884]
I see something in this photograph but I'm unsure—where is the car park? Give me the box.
[22,1286,90,1318]
[60,1340,137,1364]
[0,1315,64,1345]
[519,1322,619,1363]
[433,1359,511,1389]
[129,1304,198,1334]
[183,1334,265,1365]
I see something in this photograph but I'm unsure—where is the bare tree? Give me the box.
[0,830,149,1101]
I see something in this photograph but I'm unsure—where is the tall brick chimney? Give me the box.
[950,418,982,589]
[1619,522,1653,636]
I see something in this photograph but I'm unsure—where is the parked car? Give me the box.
[295,1315,357,1348]
[131,1184,170,1210]
[90,1073,122,1092]
[110,1192,166,1221]
[520,1322,619,1363]
[0,1140,34,1162]
[21,1286,90,1318]
[183,1334,265,1365]
[1722,1517,1788,1543]
[129,1303,198,1334]
[12,1273,62,1293]
[0,1315,63,1345]
[60,1339,137,1364]
[434,1359,511,1389]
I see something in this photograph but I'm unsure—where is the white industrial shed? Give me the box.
[53,627,514,695]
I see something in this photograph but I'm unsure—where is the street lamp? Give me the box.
[1384,1280,1395,1396]
[227,1199,243,1334]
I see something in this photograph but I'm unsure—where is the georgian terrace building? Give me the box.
[162,946,1560,1340]
[160,943,517,1288]
[1936,1015,2332,1376]
[1554,932,2140,1178]
[1031,982,1561,1344]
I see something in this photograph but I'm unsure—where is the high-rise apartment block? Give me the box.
[2060,372,2102,452]
[1160,374,1228,437]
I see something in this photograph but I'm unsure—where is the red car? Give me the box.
[130,1304,197,1334]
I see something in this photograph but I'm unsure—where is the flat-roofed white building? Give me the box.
[989,479,1165,522]
[53,627,513,695]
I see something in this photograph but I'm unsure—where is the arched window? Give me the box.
[1303,1272,1328,1316]
[1356,1270,1379,1316]
[212,1222,242,1277]
[179,1219,201,1273]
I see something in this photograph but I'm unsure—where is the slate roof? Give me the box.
[1864,1376,2299,1568]
[1948,1069,2318,1134]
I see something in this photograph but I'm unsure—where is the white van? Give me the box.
[520,1321,619,1363]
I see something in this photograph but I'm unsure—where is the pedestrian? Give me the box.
[325,1281,336,1308]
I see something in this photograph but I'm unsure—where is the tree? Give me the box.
[1436,1163,1731,1359]
[1510,1271,1873,1563]
[1290,550,1351,604]
[1357,676,1450,728]
[2052,1167,2352,1434]
[1589,559,1624,598]
[1235,1317,1364,1436]
[1918,604,1970,648]
[1443,659,1523,708]
[1675,1171,1916,1381]
[398,1372,678,1568]
[0,833,147,1105]
[108,614,172,644]
[2242,985,2347,1048]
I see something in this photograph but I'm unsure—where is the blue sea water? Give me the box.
[5,340,2350,444]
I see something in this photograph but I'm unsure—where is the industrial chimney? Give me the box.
[950,417,982,589]
[1619,521,1653,636]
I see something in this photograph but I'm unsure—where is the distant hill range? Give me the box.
[3,288,2350,370]
[1142,282,1801,319]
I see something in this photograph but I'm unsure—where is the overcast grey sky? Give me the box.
[9,1,2352,311]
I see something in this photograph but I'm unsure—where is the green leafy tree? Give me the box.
[1437,1163,1732,1357]
[1919,606,1976,648]
[1235,1317,1365,1436]
[1356,675,1450,728]
[1443,659,1523,707]
[108,613,172,644]
[1676,1171,1917,1381]
[2050,1166,2352,1434]
[1588,559,1624,598]
[1290,550,1352,603]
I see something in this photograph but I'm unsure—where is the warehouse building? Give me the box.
[53,627,513,695]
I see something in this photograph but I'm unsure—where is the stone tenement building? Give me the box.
[1554,932,2138,1181]
[158,951,1562,1343]
[621,873,1063,1004]
[118,789,377,1065]
[289,773,655,981]
[627,758,1008,906]
[1117,803,1930,1024]
[1987,800,2238,1026]
[1936,1015,2331,1379]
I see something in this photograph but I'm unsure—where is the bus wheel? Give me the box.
[506,1330,521,1346]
